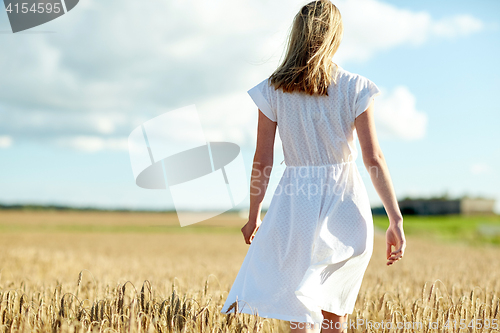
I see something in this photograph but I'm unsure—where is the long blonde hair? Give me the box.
[269,0,343,96]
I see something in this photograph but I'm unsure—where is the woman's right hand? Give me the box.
[386,221,406,266]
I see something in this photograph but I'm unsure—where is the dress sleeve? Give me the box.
[247,78,277,122]
[354,76,381,118]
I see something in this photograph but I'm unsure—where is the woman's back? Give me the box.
[223,0,405,329]
[248,65,380,166]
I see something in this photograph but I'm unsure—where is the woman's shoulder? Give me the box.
[334,66,380,96]
[335,65,373,84]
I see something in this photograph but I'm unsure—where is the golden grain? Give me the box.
[0,211,499,332]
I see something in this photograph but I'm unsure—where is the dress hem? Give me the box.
[220,307,319,324]
[295,289,352,323]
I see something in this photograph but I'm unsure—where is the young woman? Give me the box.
[221,1,406,332]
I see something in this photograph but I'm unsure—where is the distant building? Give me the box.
[460,198,496,215]
[372,197,496,216]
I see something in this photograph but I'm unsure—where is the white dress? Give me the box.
[220,65,381,324]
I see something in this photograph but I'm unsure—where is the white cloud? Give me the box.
[0,135,13,148]
[0,108,141,138]
[334,0,485,63]
[470,163,492,175]
[197,92,257,146]
[197,91,285,152]
[374,86,427,140]
[0,0,485,150]
[54,136,129,152]
[432,15,484,38]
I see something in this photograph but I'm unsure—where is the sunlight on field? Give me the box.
[0,211,499,332]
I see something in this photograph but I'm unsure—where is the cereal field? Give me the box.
[0,210,499,332]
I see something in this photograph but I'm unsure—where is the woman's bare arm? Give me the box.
[241,109,277,244]
[355,100,406,266]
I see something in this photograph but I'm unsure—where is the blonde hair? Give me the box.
[269,0,343,96]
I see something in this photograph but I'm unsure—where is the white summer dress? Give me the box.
[220,64,381,324]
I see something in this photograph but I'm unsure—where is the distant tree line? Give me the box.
[0,203,248,213]
[0,203,169,212]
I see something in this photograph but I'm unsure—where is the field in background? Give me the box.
[0,210,499,332]
[373,214,500,246]
[2,210,500,245]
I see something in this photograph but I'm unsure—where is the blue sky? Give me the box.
[0,0,499,214]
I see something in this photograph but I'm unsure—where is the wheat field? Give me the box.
[0,210,499,332]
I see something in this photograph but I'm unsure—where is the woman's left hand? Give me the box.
[241,218,262,244]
